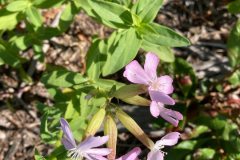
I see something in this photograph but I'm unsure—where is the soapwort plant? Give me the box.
[0,0,191,159]
[33,0,191,159]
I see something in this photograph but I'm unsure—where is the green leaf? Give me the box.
[40,112,58,144]
[86,38,107,80]
[113,84,147,99]
[228,70,240,86]
[0,43,21,67]
[131,0,163,23]
[41,70,88,87]
[25,6,42,27]
[69,115,88,142]
[227,21,240,67]
[121,0,131,7]
[102,29,142,76]
[165,141,197,160]
[33,44,44,61]
[223,138,240,154]
[59,1,79,32]
[94,78,124,90]
[36,27,61,40]
[141,40,174,62]
[176,140,198,150]
[77,0,95,17]
[228,153,240,160]
[190,125,209,138]
[196,148,216,160]
[34,150,46,160]
[79,93,101,118]
[10,35,33,50]
[228,0,240,14]
[45,146,67,159]
[33,0,65,9]
[196,116,228,134]
[0,10,18,31]
[6,0,30,12]
[88,0,133,29]
[65,96,80,119]
[138,23,190,47]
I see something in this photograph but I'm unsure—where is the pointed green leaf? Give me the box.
[34,150,46,160]
[59,1,79,32]
[0,43,21,67]
[102,29,142,76]
[142,40,174,62]
[88,0,133,29]
[41,70,88,87]
[227,21,240,67]
[6,0,30,12]
[196,148,215,160]
[0,10,18,31]
[40,112,58,144]
[65,96,80,119]
[33,0,65,8]
[132,0,163,23]
[25,6,43,27]
[138,23,190,47]
[86,38,108,80]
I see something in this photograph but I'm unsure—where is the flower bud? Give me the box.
[121,95,151,106]
[116,109,154,149]
[85,108,106,138]
[113,84,147,99]
[104,115,118,160]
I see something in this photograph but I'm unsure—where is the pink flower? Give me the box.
[147,132,180,160]
[60,118,111,160]
[116,147,141,160]
[123,53,183,126]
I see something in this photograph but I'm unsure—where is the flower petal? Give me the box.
[123,60,150,85]
[157,75,174,94]
[61,137,75,150]
[60,118,76,149]
[144,53,159,80]
[149,90,175,105]
[85,148,112,156]
[78,136,109,151]
[147,150,164,160]
[150,101,161,118]
[116,147,141,160]
[156,132,180,147]
[87,154,108,160]
[158,106,183,127]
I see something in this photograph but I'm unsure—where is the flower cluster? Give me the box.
[61,118,180,160]
[60,53,183,160]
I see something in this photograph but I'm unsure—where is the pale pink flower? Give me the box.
[123,53,183,126]
[60,118,111,160]
[147,132,180,160]
[116,147,141,160]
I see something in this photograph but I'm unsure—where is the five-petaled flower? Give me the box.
[123,53,183,126]
[147,132,180,160]
[60,118,111,160]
